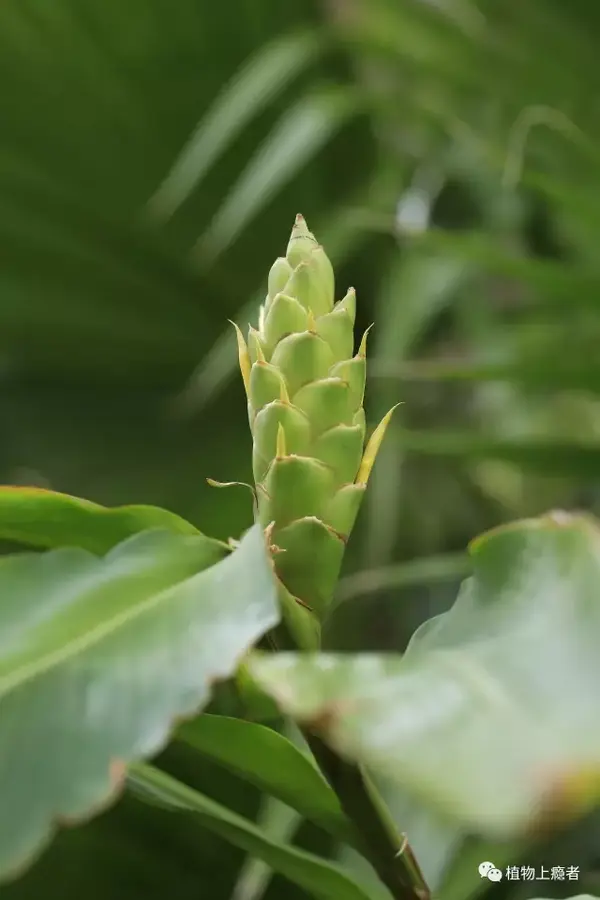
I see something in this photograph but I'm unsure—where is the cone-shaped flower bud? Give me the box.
[234,214,397,646]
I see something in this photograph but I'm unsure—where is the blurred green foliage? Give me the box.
[3,0,600,897]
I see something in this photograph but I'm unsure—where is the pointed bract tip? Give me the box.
[229,320,250,396]
[355,403,401,486]
[290,215,312,237]
[334,287,356,324]
[287,216,318,266]
[358,323,374,357]
[307,308,317,332]
[279,378,290,404]
[248,324,266,362]
[276,423,287,458]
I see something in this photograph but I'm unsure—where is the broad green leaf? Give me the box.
[148,30,323,221]
[128,764,378,900]
[0,523,279,883]
[249,512,600,837]
[176,714,356,845]
[0,486,204,553]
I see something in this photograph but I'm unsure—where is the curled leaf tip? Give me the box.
[229,320,251,396]
[276,423,287,458]
[355,403,401,486]
[207,478,254,493]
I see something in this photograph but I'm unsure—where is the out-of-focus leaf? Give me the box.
[337,779,460,899]
[0,486,203,553]
[148,31,324,221]
[364,248,471,567]
[437,836,530,900]
[370,357,600,392]
[195,87,360,264]
[176,714,355,845]
[0,523,278,883]
[231,796,301,900]
[371,779,461,893]
[335,553,469,605]
[233,664,281,722]
[249,512,600,836]
[127,764,378,900]
[393,429,600,476]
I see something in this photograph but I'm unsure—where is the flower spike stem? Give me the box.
[239,215,431,900]
[303,734,431,900]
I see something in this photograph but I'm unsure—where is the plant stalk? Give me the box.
[269,611,430,900]
[303,732,431,900]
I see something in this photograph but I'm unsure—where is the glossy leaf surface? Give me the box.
[0,524,278,882]
[0,486,204,552]
[177,714,355,845]
[250,514,600,836]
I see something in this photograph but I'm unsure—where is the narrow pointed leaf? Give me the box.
[0,524,278,883]
[128,764,379,900]
[232,795,301,900]
[336,553,470,604]
[147,31,323,220]
[176,714,356,845]
[195,88,359,263]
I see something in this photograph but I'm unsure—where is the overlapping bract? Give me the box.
[233,215,396,639]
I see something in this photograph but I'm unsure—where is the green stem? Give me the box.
[303,732,431,900]
[269,577,431,900]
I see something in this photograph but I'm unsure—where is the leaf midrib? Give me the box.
[0,560,211,699]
